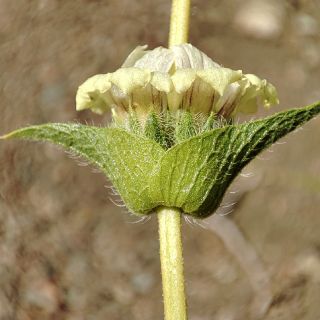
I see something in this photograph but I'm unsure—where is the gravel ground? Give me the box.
[0,1,320,319]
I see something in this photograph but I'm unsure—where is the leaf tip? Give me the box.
[0,133,10,140]
[0,130,20,140]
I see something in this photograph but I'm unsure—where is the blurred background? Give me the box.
[0,0,320,319]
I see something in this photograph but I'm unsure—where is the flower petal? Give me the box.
[167,69,197,110]
[235,74,279,114]
[76,44,279,119]
[171,69,197,93]
[121,45,149,68]
[215,82,242,116]
[172,43,220,69]
[110,68,151,95]
[197,68,242,96]
[264,82,279,107]
[76,74,112,113]
[150,72,173,93]
[133,47,174,73]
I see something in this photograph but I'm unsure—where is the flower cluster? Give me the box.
[76,44,278,121]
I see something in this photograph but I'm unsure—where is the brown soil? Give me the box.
[0,1,319,319]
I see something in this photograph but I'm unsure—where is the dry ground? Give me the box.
[0,1,320,319]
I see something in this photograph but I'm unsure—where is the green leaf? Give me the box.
[1,123,165,215]
[2,101,319,218]
[149,101,320,218]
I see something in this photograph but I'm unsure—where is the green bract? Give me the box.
[2,44,319,218]
[2,102,319,218]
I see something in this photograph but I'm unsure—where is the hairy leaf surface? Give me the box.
[149,102,320,217]
[2,101,319,217]
[2,123,165,214]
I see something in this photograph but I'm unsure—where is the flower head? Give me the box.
[76,44,278,120]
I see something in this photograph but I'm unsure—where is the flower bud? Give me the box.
[76,44,278,121]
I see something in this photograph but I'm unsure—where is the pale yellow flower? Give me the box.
[76,44,278,119]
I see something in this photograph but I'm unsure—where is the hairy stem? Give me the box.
[159,0,190,318]
[168,0,191,47]
[158,207,187,320]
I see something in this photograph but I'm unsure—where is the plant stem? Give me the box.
[168,0,191,47]
[157,207,187,320]
[157,1,190,319]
